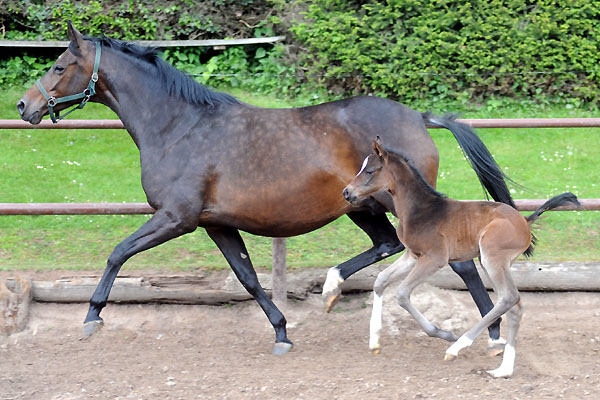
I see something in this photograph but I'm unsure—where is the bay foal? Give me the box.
[343,138,580,378]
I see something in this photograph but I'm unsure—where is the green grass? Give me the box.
[0,85,598,272]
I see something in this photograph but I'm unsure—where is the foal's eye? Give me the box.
[54,65,65,74]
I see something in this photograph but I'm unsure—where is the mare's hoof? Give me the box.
[82,320,104,339]
[272,341,293,355]
[444,353,456,362]
[323,288,341,313]
[371,347,381,355]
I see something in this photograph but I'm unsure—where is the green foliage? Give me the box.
[0,0,274,40]
[0,53,53,86]
[164,44,307,99]
[290,0,600,105]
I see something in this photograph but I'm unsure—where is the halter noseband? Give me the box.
[35,41,101,123]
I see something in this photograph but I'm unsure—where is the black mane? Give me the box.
[83,36,240,108]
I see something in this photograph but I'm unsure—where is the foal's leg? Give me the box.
[449,260,503,344]
[206,226,292,355]
[83,209,197,336]
[323,211,404,312]
[369,252,418,353]
[445,256,521,377]
[395,255,458,342]
[487,300,522,378]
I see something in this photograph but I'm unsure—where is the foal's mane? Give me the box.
[81,36,241,108]
[384,147,446,199]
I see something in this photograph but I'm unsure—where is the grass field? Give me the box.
[1,85,598,272]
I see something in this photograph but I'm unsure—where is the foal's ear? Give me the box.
[372,136,385,158]
[67,21,84,56]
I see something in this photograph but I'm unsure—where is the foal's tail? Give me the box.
[422,112,517,208]
[523,192,581,257]
[526,192,581,223]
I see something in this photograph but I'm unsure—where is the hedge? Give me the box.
[1,0,599,105]
[289,0,600,104]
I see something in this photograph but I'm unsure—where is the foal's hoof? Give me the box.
[323,288,341,313]
[370,347,381,355]
[444,353,457,362]
[82,320,104,339]
[438,330,459,343]
[272,341,293,355]
[487,337,506,357]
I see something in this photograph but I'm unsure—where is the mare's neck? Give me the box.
[92,48,203,150]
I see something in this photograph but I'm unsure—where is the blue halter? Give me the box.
[35,41,101,123]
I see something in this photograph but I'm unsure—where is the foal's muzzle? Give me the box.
[342,186,359,205]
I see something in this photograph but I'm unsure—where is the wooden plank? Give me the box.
[424,262,600,292]
[13,262,600,305]
[0,37,285,48]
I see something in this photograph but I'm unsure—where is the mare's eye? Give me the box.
[54,65,65,74]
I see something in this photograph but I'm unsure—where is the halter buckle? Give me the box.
[91,72,99,83]
[47,97,57,107]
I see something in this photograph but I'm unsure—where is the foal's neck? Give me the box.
[387,157,446,222]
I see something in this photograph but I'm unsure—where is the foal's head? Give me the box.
[343,138,393,205]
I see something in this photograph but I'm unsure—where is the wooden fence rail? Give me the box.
[2,118,600,130]
[0,37,286,49]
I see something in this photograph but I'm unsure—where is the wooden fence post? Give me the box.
[272,238,287,307]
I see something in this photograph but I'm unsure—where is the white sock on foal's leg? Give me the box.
[369,292,383,353]
[487,343,516,378]
[444,335,474,360]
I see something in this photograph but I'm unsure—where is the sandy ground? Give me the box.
[1,282,599,399]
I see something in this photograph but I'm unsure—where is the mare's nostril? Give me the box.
[16,100,26,115]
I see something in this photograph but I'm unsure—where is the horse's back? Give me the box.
[173,97,439,236]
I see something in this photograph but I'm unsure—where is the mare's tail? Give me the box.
[422,112,517,208]
[523,192,581,257]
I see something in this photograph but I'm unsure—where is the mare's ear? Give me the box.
[67,21,84,56]
[372,136,385,159]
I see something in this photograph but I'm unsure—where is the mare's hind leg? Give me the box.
[206,226,292,355]
[83,209,198,336]
[323,211,404,312]
[395,255,458,342]
[449,260,503,344]
[369,252,418,353]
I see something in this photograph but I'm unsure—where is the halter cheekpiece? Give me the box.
[35,41,101,123]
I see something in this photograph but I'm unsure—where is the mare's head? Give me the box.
[343,138,393,205]
[17,22,99,124]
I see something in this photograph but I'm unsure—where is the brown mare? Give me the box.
[18,23,516,355]
[343,139,579,377]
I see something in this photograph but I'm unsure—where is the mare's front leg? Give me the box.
[206,226,292,355]
[323,211,405,312]
[84,209,198,336]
